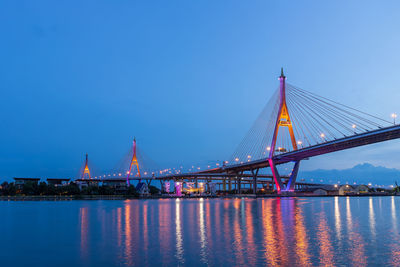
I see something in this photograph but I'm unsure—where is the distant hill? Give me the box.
[299,163,400,186]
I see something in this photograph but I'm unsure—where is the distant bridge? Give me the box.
[80,69,399,194]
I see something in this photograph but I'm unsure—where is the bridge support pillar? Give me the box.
[285,161,300,192]
[268,158,284,193]
[251,169,259,194]
[223,179,226,191]
[236,172,243,194]
[269,158,301,193]
[160,180,164,191]
[228,178,232,192]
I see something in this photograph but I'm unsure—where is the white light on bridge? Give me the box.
[352,124,356,129]
[297,140,302,145]
[266,146,271,151]
[235,158,239,162]
[320,133,325,138]
[391,113,397,124]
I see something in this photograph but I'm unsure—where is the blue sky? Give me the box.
[1,0,400,178]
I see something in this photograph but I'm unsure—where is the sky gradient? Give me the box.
[1,0,400,179]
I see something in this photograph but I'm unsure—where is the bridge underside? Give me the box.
[126,173,318,194]
[191,124,400,192]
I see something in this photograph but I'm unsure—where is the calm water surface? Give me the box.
[1,197,399,266]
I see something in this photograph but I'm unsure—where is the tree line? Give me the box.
[0,181,160,196]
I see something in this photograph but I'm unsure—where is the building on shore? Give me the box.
[136,182,150,196]
[354,184,370,194]
[13,178,41,189]
[75,179,102,190]
[102,179,127,194]
[300,184,338,195]
[338,185,355,195]
[298,184,372,196]
[46,178,70,187]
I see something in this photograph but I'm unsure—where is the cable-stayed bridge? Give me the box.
[195,68,399,193]
[81,69,400,194]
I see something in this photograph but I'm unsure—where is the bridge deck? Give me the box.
[204,124,400,173]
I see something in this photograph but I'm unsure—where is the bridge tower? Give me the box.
[127,138,141,186]
[81,153,91,179]
[268,68,300,193]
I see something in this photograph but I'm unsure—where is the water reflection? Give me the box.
[245,201,257,266]
[346,197,352,229]
[117,208,122,247]
[294,201,311,266]
[175,199,184,264]
[232,199,244,265]
[345,197,367,266]
[198,198,207,264]
[334,197,342,241]
[79,207,88,261]
[262,199,280,266]
[70,197,400,267]
[142,202,148,263]
[392,196,397,233]
[124,203,132,266]
[369,197,376,241]
[391,197,400,265]
[317,211,334,266]
[158,200,172,265]
[261,199,290,266]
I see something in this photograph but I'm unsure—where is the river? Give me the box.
[0,197,399,266]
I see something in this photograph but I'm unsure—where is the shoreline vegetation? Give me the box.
[0,194,398,201]
[1,181,399,201]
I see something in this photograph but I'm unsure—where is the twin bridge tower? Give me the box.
[126,138,141,186]
[80,138,141,185]
[269,68,299,193]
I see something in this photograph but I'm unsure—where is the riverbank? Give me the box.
[0,192,398,201]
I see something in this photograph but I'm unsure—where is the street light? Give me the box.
[391,113,397,125]
[297,140,302,147]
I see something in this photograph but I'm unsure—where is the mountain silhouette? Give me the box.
[299,163,400,186]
